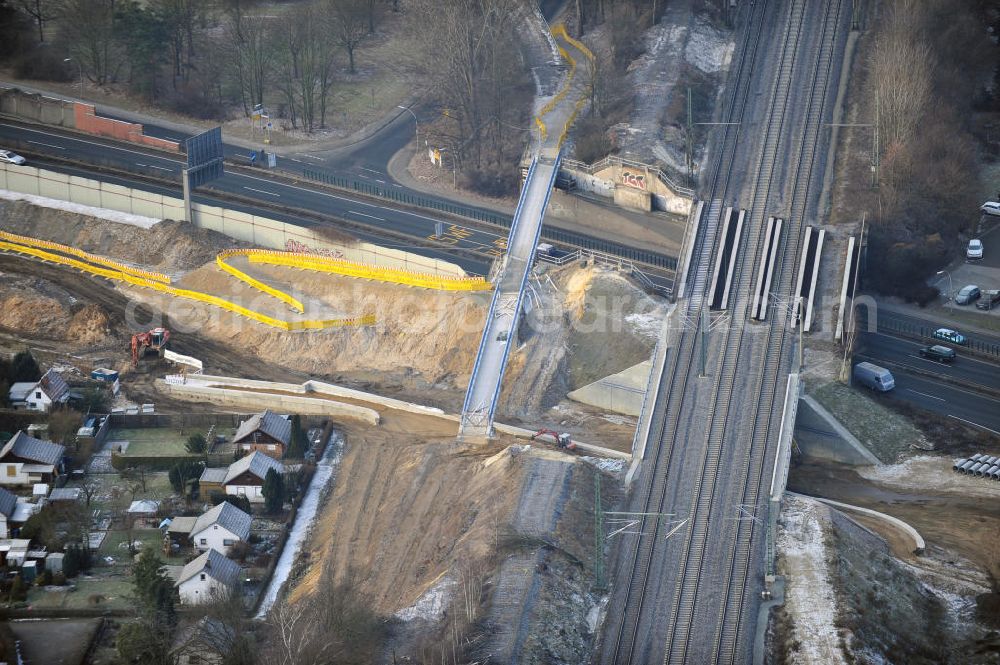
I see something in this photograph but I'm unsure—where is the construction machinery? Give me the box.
[131,327,170,367]
[531,428,576,451]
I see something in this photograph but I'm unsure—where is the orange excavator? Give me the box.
[531,429,576,451]
[131,327,170,366]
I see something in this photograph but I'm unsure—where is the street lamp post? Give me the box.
[397,105,419,142]
[63,58,83,97]
[936,270,953,301]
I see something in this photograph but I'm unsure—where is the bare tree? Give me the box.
[327,0,368,75]
[59,0,121,86]
[227,10,274,115]
[14,0,59,42]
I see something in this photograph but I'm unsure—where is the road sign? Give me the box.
[267,152,276,168]
[186,127,224,187]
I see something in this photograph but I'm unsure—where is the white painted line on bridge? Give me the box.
[244,186,281,197]
[948,415,1000,436]
[375,179,386,184]
[348,210,385,221]
[28,140,64,150]
[905,389,945,401]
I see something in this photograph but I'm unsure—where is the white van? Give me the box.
[853,362,895,392]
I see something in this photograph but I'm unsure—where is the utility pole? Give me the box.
[594,472,604,592]
[686,87,694,188]
[699,305,709,377]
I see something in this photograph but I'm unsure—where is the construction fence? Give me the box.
[0,233,375,332]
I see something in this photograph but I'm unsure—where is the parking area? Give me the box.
[932,215,1000,321]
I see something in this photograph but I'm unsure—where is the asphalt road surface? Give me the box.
[856,366,1000,437]
[854,331,1000,395]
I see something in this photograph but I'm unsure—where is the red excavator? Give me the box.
[131,327,170,366]
[530,429,576,451]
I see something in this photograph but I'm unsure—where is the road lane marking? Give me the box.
[348,210,385,221]
[360,167,381,175]
[244,186,281,197]
[289,158,304,164]
[904,389,945,401]
[136,163,172,172]
[948,415,1000,436]
[301,154,325,161]
[28,140,64,150]
[375,179,386,184]
[1,122,185,163]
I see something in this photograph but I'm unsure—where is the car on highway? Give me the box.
[919,345,956,363]
[955,285,982,305]
[982,202,1000,217]
[853,362,895,392]
[967,239,984,260]
[0,150,26,166]
[933,328,967,345]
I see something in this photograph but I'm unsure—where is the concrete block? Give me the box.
[794,394,880,466]
[567,360,652,416]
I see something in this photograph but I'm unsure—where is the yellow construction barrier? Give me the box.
[0,237,374,332]
[0,229,171,284]
[216,249,305,313]
[242,249,493,292]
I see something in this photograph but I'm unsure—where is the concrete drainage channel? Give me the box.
[953,453,1000,479]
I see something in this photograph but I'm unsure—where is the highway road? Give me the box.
[856,305,1000,357]
[854,331,1000,395]
[0,118,678,282]
[854,365,1000,437]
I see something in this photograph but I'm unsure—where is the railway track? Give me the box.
[600,0,772,661]
[597,0,850,662]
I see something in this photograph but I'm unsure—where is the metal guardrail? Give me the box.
[538,248,672,296]
[561,154,695,199]
[857,310,1000,360]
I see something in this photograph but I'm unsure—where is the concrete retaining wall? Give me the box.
[567,360,650,416]
[156,379,381,425]
[794,394,880,466]
[0,163,467,276]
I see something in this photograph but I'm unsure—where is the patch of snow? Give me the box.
[859,455,1000,499]
[0,189,162,228]
[778,496,848,665]
[395,575,456,622]
[684,19,734,74]
[255,430,344,618]
[626,311,665,339]
[582,456,626,475]
[600,413,636,426]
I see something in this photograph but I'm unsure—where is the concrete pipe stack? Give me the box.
[953,453,1000,479]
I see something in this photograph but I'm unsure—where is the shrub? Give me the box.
[35,569,52,587]
[12,49,72,82]
[185,434,207,455]
[52,571,67,586]
[574,115,613,164]
[226,541,251,562]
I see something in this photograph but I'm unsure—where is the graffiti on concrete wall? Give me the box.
[621,170,647,190]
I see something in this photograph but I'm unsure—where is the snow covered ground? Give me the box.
[859,455,1000,498]
[777,496,848,665]
[0,189,161,228]
[255,430,344,618]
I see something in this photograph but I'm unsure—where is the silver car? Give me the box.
[955,285,981,305]
[0,150,26,165]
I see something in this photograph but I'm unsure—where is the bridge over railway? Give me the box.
[458,26,593,439]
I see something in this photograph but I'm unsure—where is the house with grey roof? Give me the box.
[189,501,252,555]
[0,488,17,539]
[176,549,241,605]
[223,452,284,504]
[0,432,66,486]
[15,369,70,412]
[233,410,291,460]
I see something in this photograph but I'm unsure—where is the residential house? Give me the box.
[189,502,252,555]
[0,432,66,486]
[223,452,284,504]
[127,500,160,527]
[232,410,291,460]
[198,467,227,498]
[175,548,241,605]
[0,488,16,539]
[10,369,71,412]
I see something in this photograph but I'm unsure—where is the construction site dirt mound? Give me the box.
[0,200,243,272]
[499,264,666,418]
[0,273,115,346]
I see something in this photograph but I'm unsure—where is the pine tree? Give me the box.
[287,415,307,459]
[262,469,285,513]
